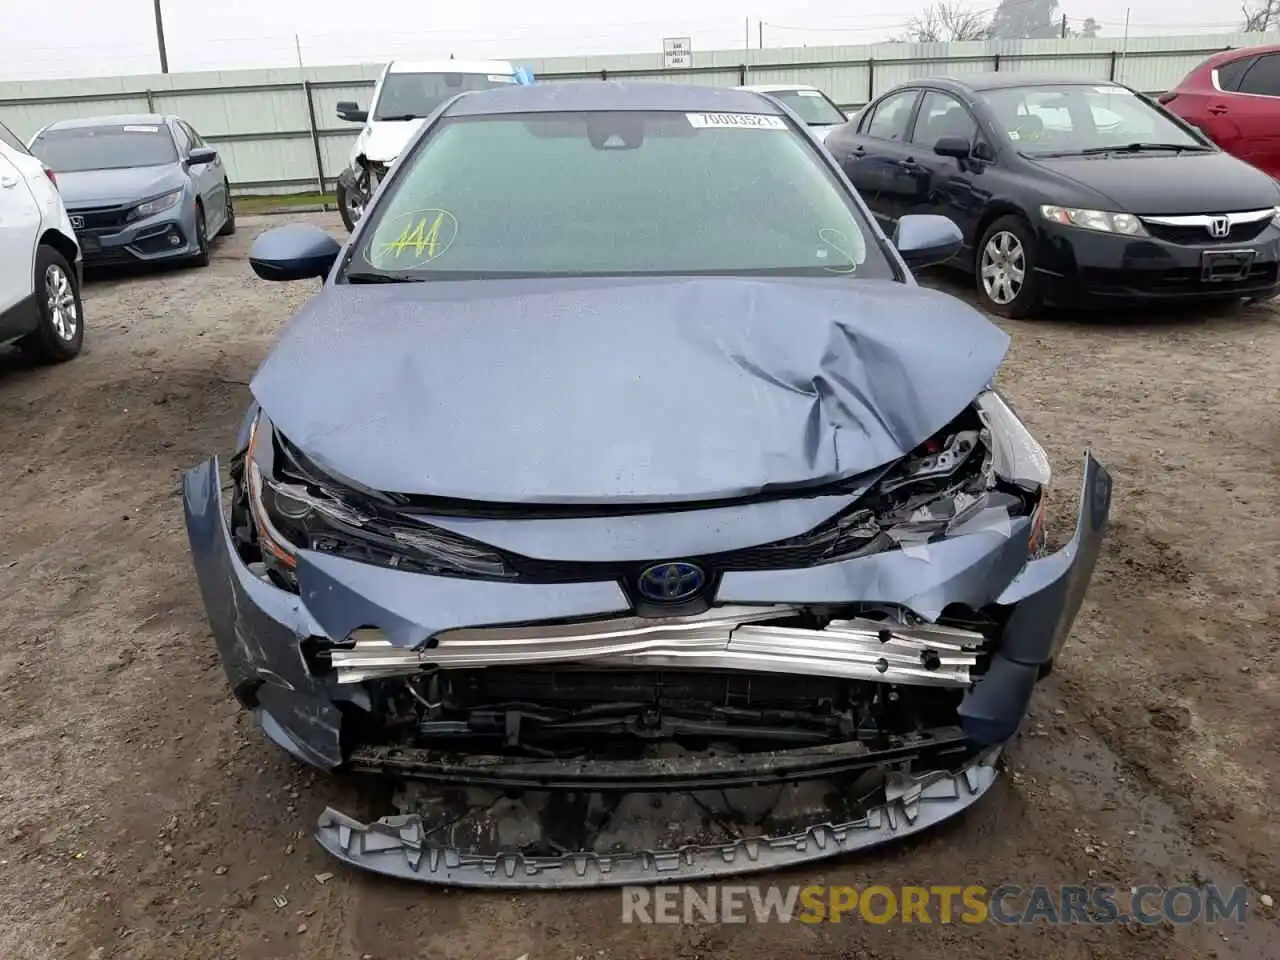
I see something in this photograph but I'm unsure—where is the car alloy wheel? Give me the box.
[45,264,78,341]
[980,230,1026,306]
[345,186,365,224]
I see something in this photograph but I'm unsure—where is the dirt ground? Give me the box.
[0,212,1277,960]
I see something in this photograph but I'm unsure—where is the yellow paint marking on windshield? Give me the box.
[369,208,459,266]
[383,211,446,257]
[818,228,859,275]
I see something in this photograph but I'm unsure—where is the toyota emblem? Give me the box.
[636,561,706,603]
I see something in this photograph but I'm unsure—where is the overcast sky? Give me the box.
[4,0,1253,81]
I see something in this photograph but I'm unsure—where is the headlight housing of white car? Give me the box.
[1040,204,1147,237]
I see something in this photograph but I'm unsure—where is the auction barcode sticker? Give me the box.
[686,113,787,130]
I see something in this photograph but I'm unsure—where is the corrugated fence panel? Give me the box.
[153,86,311,138]
[0,33,1268,192]
[0,96,151,141]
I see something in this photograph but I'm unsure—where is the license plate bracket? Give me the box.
[1201,249,1255,283]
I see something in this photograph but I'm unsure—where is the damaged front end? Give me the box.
[183,388,1112,888]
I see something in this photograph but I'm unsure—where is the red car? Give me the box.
[1160,44,1280,179]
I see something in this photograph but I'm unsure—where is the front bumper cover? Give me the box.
[315,746,1001,889]
[182,451,1111,885]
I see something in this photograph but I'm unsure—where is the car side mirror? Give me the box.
[337,101,368,123]
[249,224,343,282]
[934,136,972,160]
[893,214,963,269]
[186,146,217,166]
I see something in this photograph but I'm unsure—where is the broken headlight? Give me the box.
[859,390,1050,555]
[241,413,513,585]
[973,390,1051,493]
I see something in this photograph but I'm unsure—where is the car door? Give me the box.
[904,90,993,251]
[182,121,226,231]
[1211,53,1280,178]
[0,149,41,321]
[828,88,922,229]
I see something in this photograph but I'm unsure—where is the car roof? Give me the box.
[1201,43,1280,66]
[737,83,822,93]
[899,73,1125,94]
[446,80,786,117]
[41,114,171,131]
[388,59,515,75]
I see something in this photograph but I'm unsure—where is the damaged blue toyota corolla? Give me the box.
[182,81,1112,888]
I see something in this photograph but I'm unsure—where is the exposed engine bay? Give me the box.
[223,392,1043,768]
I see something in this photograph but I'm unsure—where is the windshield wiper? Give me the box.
[343,270,425,284]
[375,114,421,122]
[1074,142,1211,156]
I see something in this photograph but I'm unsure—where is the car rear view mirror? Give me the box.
[893,214,963,269]
[972,141,996,162]
[187,146,218,165]
[249,224,343,282]
[934,136,972,159]
[337,101,368,123]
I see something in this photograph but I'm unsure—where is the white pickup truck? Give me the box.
[334,59,531,232]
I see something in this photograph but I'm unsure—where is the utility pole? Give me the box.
[745,17,750,51]
[152,0,169,73]
[1060,14,1068,37]
[759,21,764,48]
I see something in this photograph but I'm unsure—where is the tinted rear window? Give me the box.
[1216,56,1257,92]
[348,110,893,281]
[32,124,178,172]
[1238,53,1280,96]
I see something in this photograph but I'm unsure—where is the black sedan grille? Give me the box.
[67,205,131,232]
[1143,219,1270,246]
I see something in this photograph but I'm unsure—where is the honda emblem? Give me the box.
[70,215,84,229]
[1207,216,1231,239]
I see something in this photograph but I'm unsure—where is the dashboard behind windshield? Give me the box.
[768,90,847,126]
[346,110,894,282]
[979,84,1206,156]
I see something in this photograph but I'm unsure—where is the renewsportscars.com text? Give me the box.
[621,884,1250,926]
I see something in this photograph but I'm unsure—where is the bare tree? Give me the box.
[901,1,992,41]
[1242,0,1280,30]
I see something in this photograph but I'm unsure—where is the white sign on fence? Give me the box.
[663,37,692,69]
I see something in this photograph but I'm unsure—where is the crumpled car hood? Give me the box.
[251,276,1009,503]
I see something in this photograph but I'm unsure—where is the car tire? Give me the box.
[975,215,1042,319]
[217,184,236,237]
[337,175,367,234]
[190,203,211,267]
[19,244,84,364]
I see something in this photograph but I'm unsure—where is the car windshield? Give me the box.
[347,110,891,281]
[979,84,1204,156]
[30,123,178,172]
[373,71,517,120]
[766,89,847,126]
